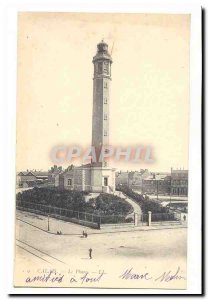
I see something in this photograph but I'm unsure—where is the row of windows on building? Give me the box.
[172,187,187,194]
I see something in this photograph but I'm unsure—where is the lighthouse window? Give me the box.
[98,62,102,73]
[104,130,108,136]
[104,98,108,104]
[103,62,109,74]
[104,114,107,120]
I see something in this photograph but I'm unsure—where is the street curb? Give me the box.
[17,218,187,236]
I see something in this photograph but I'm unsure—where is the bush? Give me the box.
[116,186,168,214]
[16,187,88,212]
[16,188,132,217]
[86,193,132,216]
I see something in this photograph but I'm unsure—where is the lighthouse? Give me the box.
[91,40,112,167]
[58,40,116,193]
[90,40,115,192]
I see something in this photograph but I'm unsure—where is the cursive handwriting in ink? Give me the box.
[70,276,78,283]
[80,270,106,284]
[155,266,186,282]
[119,268,152,280]
[25,270,64,284]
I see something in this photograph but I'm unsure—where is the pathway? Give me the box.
[114,191,142,217]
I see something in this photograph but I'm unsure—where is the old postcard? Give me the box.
[10,7,202,294]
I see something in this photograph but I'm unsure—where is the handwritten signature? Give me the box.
[154,266,186,282]
[119,267,152,280]
[119,266,186,282]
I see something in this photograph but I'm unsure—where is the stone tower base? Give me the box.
[57,164,116,194]
[90,166,116,193]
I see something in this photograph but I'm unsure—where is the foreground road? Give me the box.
[14,210,187,289]
[16,211,186,265]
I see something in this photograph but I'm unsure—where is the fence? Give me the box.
[16,200,180,229]
[134,212,180,226]
[150,212,178,222]
[100,214,133,224]
[16,199,100,225]
[150,212,181,226]
[16,199,132,226]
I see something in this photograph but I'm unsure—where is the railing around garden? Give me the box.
[16,199,132,226]
[16,200,181,228]
[142,212,178,222]
[151,212,179,222]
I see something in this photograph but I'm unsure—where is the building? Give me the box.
[60,40,116,193]
[129,169,149,189]
[90,39,115,192]
[17,171,49,187]
[171,169,188,196]
[48,165,63,184]
[141,169,189,197]
[115,169,149,189]
[56,164,114,192]
[16,172,32,187]
[142,173,171,195]
[55,165,91,191]
[115,171,129,186]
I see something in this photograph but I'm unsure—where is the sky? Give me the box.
[16,12,190,172]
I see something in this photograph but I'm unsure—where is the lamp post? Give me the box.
[169,178,172,210]
[47,214,50,231]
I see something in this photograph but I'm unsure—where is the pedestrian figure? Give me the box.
[89,248,92,259]
[183,215,186,221]
[85,232,88,238]
[82,230,85,237]
[97,220,100,230]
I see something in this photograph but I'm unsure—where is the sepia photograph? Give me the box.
[8,6,201,293]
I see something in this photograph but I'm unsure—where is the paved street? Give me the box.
[16,211,187,265]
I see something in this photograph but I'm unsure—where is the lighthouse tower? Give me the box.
[90,40,115,193]
[92,40,112,167]
[58,40,115,193]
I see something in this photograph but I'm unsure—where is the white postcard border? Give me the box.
[1,0,202,295]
